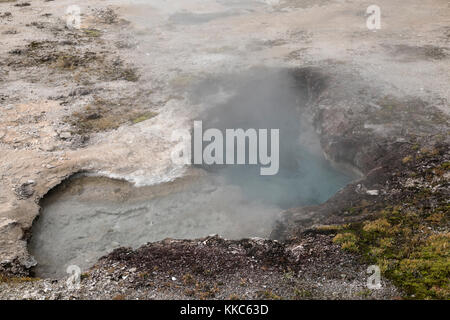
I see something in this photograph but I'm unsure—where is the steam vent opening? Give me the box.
[29,68,355,278]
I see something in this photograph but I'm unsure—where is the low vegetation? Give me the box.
[326,143,450,300]
[333,197,449,299]
[0,274,39,284]
[65,97,157,134]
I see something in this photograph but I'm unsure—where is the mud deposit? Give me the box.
[30,68,353,278]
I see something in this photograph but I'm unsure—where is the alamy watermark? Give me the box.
[171,121,279,175]
[66,265,81,290]
[66,5,81,30]
[366,5,381,31]
[367,265,382,289]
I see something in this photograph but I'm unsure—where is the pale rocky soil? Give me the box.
[0,0,448,299]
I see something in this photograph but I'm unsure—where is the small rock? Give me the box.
[15,3,31,8]
[69,87,92,97]
[14,182,35,199]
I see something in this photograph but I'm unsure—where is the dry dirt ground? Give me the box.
[0,0,448,299]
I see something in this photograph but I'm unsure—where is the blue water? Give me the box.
[194,67,354,209]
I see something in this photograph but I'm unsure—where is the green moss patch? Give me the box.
[329,145,449,300]
[334,205,449,299]
[82,28,102,38]
[8,40,139,83]
[131,112,158,124]
[65,97,157,134]
[0,274,40,284]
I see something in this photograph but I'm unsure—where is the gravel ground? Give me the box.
[0,236,400,300]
